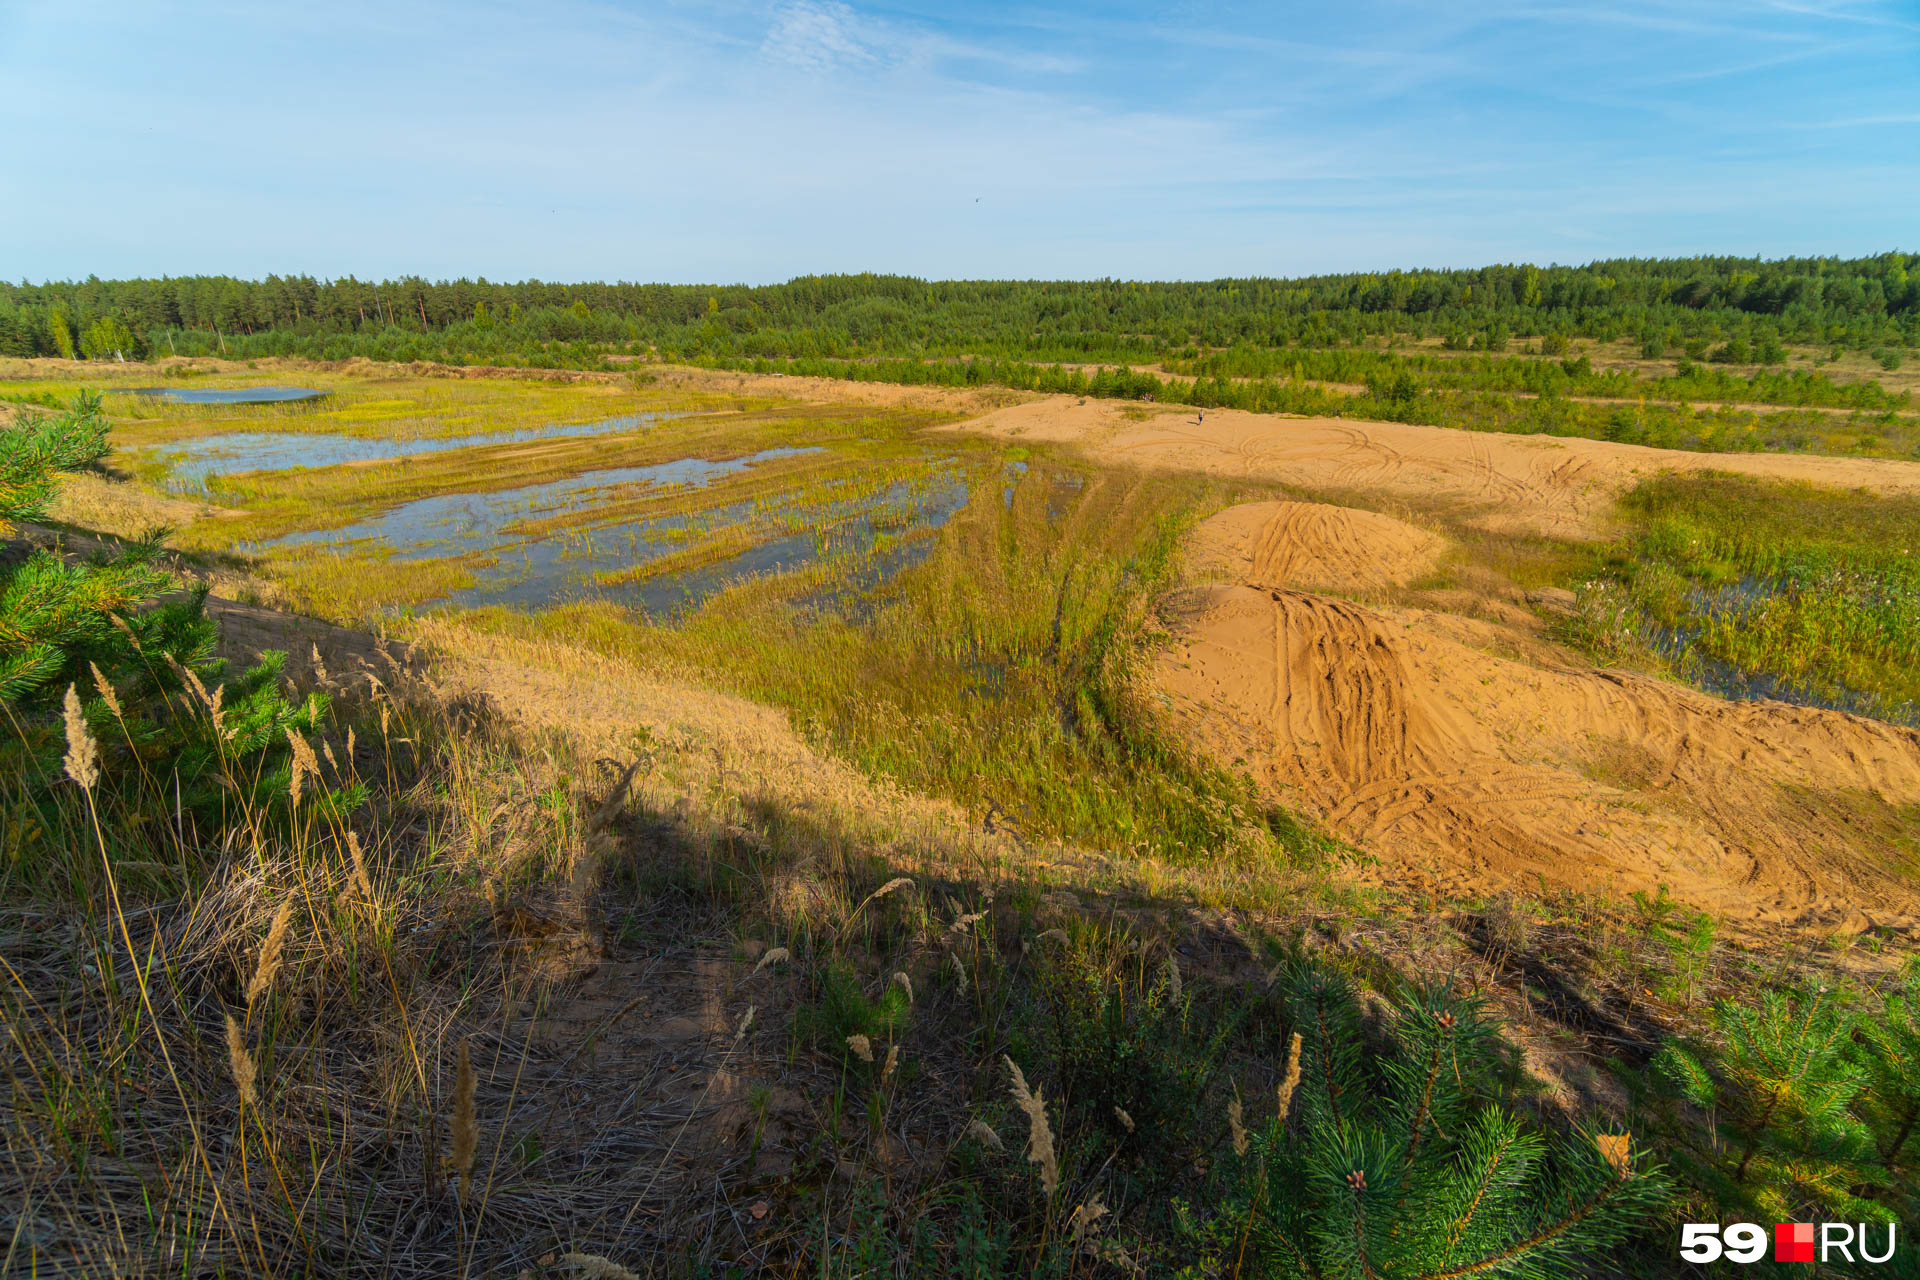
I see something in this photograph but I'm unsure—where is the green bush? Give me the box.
[799,959,912,1055]
[1029,929,1232,1178]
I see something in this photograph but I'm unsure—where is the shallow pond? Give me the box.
[146,412,685,491]
[123,386,328,405]
[1650,577,1918,726]
[263,447,972,617]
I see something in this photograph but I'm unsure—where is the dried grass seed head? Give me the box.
[1067,1193,1109,1243]
[285,728,320,807]
[966,1118,1004,1151]
[225,1013,258,1109]
[62,685,99,790]
[246,897,294,1006]
[346,830,375,901]
[88,661,123,722]
[1004,1056,1059,1195]
[1276,1031,1304,1123]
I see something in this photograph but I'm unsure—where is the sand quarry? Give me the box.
[116,363,1920,935]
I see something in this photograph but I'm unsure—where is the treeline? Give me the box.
[1167,347,1909,410]
[4,253,1918,364]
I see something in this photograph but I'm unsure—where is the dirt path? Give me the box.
[1153,502,1920,931]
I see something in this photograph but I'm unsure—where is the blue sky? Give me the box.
[3,0,1916,283]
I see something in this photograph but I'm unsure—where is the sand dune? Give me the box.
[1185,500,1447,592]
[1154,503,1920,930]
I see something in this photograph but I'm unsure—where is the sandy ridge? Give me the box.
[952,397,1920,538]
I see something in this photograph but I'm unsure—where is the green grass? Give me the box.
[14,365,1920,1276]
[1568,472,1920,723]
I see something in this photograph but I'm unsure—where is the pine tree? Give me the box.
[1193,969,1667,1278]
[1655,987,1891,1222]
[1854,962,1920,1206]
[0,394,195,705]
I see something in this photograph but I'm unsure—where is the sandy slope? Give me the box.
[1153,503,1920,930]
[957,398,1920,537]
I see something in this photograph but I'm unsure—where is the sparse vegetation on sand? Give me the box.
[6,366,1920,1277]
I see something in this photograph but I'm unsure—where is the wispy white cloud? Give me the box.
[759,1,1080,75]
[1634,38,1867,85]
[761,1,875,71]
[1758,0,1920,32]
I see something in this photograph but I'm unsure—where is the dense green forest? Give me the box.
[4,254,1917,370]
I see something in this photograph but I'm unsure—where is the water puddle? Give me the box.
[123,386,328,405]
[147,412,685,491]
[1046,472,1086,520]
[1001,459,1028,507]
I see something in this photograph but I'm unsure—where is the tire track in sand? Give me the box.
[1155,503,1920,931]
[1189,501,1446,595]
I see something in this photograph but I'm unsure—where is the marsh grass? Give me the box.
[65,370,759,448]
[163,404,947,552]
[1571,472,1920,723]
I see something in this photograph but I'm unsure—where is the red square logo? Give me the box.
[1775,1222,1815,1263]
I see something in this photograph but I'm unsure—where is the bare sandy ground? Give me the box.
[654,368,1920,538]
[1153,502,1920,931]
[945,392,1920,933]
[955,397,1920,538]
